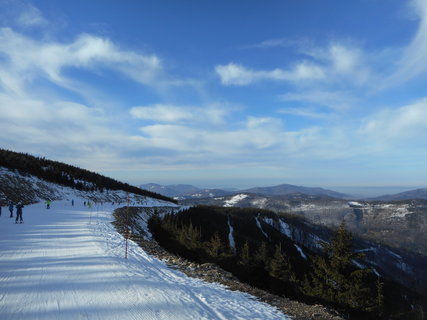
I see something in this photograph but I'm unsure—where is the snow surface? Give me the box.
[294,244,307,260]
[0,199,289,320]
[223,194,248,207]
[278,220,292,239]
[227,216,236,253]
[255,214,269,239]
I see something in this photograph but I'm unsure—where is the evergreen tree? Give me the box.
[269,243,295,283]
[207,232,223,258]
[254,241,270,266]
[307,223,376,312]
[239,241,251,266]
[376,277,384,317]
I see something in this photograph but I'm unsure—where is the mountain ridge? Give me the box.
[371,188,427,201]
[140,182,349,199]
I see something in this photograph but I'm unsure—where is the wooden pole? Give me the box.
[125,192,129,259]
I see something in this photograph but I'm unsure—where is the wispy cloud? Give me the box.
[215,62,325,86]
[280,90,356,112]
[16,3,48,27]
[216,42,371,88]
[277,107,330,119]
[130,103,230,125]
[0,28,163,95]
[360,97,427,142]
[384,0,427,87]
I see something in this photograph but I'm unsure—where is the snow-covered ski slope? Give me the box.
[0,200,289,319]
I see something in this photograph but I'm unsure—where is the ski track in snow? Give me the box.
[0,199,289,320]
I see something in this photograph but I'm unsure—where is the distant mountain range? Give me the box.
[239,184,348,199]
[372,188,427,201]
[140,183,349,199]
[141,183,427,201]
[139,183,232,199]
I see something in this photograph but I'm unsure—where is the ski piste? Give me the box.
[0,198,289,320]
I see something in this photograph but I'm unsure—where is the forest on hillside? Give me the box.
[0,149,175,203]
[147,206,426,320]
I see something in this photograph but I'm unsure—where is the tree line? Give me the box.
[0,148,176,203]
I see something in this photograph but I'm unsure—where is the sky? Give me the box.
[0,0,427,193]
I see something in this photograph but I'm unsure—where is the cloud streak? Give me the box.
[0,28,162,95]
[383,0,427,87]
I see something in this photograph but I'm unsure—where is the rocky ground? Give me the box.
[132,237,344,320]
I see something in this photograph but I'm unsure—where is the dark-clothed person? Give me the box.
[15,204,24,223]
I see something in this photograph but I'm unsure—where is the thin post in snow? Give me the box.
[125,192,129,259]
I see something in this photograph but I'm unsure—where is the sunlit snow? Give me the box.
[0,198,289,320]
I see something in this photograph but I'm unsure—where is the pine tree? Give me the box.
[239,241,251,266]
[308,223,376,312]
[269,243,295,283]
[207,232,223,258]
[176,220,201,249]
[254,241,270,266]
[376,277,384,317]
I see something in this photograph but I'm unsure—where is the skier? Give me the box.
[71,199,74,206]
[15,203,24,224]
[87,201,92,209]
[46,200,51,209]
[9,202,14,218]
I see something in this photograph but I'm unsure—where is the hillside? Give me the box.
[240,184,348,199]
[140,183,233,199]
[144,205,426,319]
[372,188,427,201]
[0,158,295,319]
[0,148,175,204]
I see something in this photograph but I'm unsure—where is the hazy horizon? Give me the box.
[137,180,424,198]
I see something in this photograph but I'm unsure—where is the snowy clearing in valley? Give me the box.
[0,199,289,320]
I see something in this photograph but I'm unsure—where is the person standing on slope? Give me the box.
[9,202,14,218]
[15,203,24,224]
[46,200,51,209]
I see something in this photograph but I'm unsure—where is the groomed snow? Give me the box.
[0,199,289,320]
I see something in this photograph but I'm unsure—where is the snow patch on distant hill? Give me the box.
[224,194,248,207]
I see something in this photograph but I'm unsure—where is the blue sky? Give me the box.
[1,0,426,193]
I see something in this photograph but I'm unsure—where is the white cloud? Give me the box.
[329,44,359,74]
[0,28,163,94]
[137,118,283,155]
[16,4,48,27]
[0,92,131,167]
[360,98,427,141]
[278,107,330,119]
[385,0,427,86]
[215,62,325,86]
[215,63,258,85]
[130,103,230,125]
[216,41,372,88]
[281,90,356,112]
[131,114,350,163]
[130,104,193,122]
